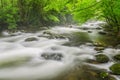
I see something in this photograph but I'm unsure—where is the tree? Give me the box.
[72,0,120,34]
[101,0,120,33]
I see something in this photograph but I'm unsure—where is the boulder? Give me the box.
[94,47,105,51]
[93,42,105,47]
[41,53,63,61]
[110,63,120,75]
[113,54,120,61]
[96,27,102,30]
[82,27,89,30]
[86,54,109,64]
[25,37,38,42]
[88,31,92,33]
[43,31,52,35]
[98,31,107,35]
[95,54,109,63]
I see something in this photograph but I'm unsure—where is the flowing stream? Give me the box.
[0,21,120,80]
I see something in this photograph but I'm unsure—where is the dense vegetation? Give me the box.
[0,0,120,34]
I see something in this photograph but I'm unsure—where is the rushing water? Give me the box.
[0,21,120,80]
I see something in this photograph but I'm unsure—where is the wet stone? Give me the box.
[113,54,120,61]
[98,31,107,35]
[43,31,52,35]
[110,63,120,75]
[96,27,102,30]
[95,54,109,63]
[41,53,63,61]
[25,37,38,42]
[94,47,105,51]
[82,27,89,30]
[87,54,110,64]
[88,31,92,33]
[93,42,105,47]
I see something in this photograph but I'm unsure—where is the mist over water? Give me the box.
[0,21,119,80]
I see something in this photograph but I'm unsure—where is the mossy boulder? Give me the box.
[87,54,109,64]
[93,42,105,47]
[113,54,120,61]
[95,54,109,63]
[25,37,38,42]
[110,63,120,75]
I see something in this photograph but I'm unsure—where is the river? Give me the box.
[0,21,120,80]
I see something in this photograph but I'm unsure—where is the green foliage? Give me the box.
[0,0,120,32]
[43,0,70,24]
[0,2,18,29]
[101,0,120,33]
[72,0,98,23]
[47,14,60,22]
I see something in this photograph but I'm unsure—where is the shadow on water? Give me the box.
[64,30,120,47]
[89,31,120,47]
[64,32,92,46]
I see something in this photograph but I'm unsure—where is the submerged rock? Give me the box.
[93,42,105,47]
[88,31,92,33]
[95,54,109,63]
[41,53,63,61]
[82,27,89,30]
[43,31,52,35]
[113,54,120,61]
[94,47,105,51]
[96,27,102,30]
[110,63,120,75]
[98,31,107,35]
[25,37,38,42]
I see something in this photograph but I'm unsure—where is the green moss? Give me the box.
[95,54,109,63]
[99,72,109,78]
[110,63,120,75]
[113,54,120,61]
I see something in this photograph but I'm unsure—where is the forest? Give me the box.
[0,0,120,80]
[0,0,120,33]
